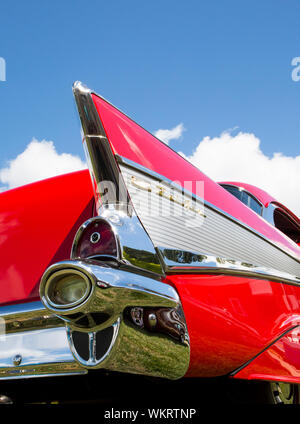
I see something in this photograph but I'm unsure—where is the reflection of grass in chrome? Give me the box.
[107,321,189,379]
[123,249,162,274]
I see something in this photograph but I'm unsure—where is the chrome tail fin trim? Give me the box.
[72,82,164,276]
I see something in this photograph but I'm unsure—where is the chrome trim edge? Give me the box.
[158,247,300,286]
[72,82,164,277]
[0,300,63,334]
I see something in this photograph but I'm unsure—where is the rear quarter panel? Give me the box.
[0,170,93,305]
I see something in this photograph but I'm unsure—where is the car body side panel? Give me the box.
[165,274,300,379]
[233,326,300,383]
[0,170,93,305]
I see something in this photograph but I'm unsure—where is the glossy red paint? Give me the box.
[0,170,93,306]
[165,274,300,379]
[233,326,300,383]
[91,93,300,260]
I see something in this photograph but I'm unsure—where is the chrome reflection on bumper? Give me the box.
[73,81,164,277]
[0,302,85,379]
[40,259,190,380]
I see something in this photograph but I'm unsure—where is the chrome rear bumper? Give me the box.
[0,302,85,379]
[0,261,190,380]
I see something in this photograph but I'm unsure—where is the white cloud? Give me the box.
[0,139,87,190]
[2,132,300,220]
[154,123,185,145]
[179,130,300,217]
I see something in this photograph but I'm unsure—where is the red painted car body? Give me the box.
[0,82,299,402]
[218,181,278,208]
[0,170,93,305]
[91,92,300,383]
[234,326,300,383]
[167,274,300,379]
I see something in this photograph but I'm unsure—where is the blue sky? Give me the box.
[0,1,300,212]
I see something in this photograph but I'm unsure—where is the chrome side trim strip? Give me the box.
[0,300,45,316]
[116,155,300,265]
[158,248,300,286]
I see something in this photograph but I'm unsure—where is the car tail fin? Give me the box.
[72,81,129,212]
[72,81,164,276]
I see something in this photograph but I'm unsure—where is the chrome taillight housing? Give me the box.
[71,217,118,260]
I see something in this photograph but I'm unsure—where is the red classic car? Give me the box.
[0,82,299,405]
